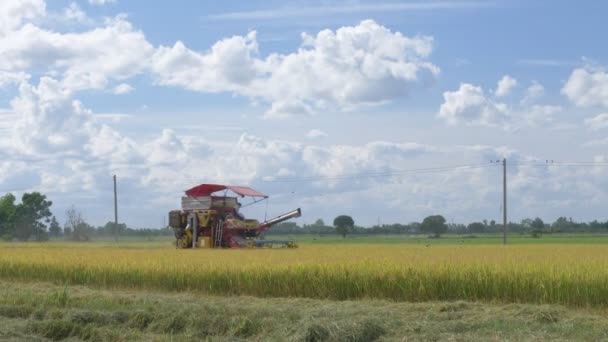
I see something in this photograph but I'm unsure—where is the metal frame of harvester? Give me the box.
[168,184,301,248]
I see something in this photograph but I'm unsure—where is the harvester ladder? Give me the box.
[214,220,223,248]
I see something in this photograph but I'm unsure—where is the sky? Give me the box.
[1,0,608,228]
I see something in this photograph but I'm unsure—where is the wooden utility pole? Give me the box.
[113,174,118,242]
[503,158,507,245]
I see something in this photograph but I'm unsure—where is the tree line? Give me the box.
[268,215,608,238]
[0,192,171,242]
[2,191,608,241]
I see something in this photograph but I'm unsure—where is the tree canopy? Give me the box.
[421,215,447,237]
[333,215,354,238]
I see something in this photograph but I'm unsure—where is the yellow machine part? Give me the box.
[196,210,216,227]
[197,236,212,248]
[244,219,259,228]
[177,228,193,248]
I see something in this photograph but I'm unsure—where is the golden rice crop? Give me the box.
[1,244,608,307]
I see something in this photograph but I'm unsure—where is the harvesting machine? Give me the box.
[168,184,301,248]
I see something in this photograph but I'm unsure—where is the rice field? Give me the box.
[2,242,608,307]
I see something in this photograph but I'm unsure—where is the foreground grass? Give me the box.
[1,281,608,341]
[3,244,608,307]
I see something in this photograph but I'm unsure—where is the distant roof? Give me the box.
[185,184,268,198]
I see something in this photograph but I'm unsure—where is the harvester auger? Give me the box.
[168,184,301,248]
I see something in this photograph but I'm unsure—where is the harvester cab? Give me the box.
[168,184,301,249]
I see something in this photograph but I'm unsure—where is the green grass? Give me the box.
[269,233,608,245]
[6,232,608,249]
[1,281,608,341]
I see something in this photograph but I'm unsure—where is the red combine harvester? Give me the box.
[168,184,301,248]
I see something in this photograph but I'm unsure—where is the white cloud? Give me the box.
[562,67,608,107]
[0,14,153,91]
[438,83,508,126]
[112,83,134,95]
[439,77,561,129]
[495,75,517,97]
[306,129,328,139]
[151,20,439,118]
[2,81,608,226]
[520,80,544,105]
[63,2,88,24]
[151,32,261,94]
[88,0,116,5]
[522,105,561,126]
[94,113,133,122]
[7,77,140,166]
[584,113,608,130]
[2,1,608,226]
[584,137,608,147]
[0,70,29,88]
[0,0,45,36]
[1,9,437,118]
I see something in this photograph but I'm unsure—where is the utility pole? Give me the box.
[113,174,118,242]
[502,158,507,245]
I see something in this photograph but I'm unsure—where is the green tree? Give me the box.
[552,217,570,232]
[102,221,126,237]
[49,216,61,237]
[531,217,545,231]
[0,193,17,239]
[467,222,485,234]
[421,215,447,238]
[13,192,52,241]
[333,215,354,238]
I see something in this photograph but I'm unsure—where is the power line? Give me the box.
[122,163,499,185]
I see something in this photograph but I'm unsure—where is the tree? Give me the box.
[421,215,447,238]
[333,215,354,238]
[0,193,16,240]
[63,226,72,238]
[49,216,61,237]
[552,217,570,232]
[65,205,90,241]
[467,222,485,234]
[13,192,52,241]
[531,217,545,231]
[101,221,126,236]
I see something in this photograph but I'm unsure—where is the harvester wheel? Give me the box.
[177,238,189,249]
[246,241,256,249]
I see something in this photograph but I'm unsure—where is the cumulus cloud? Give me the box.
[88,0,116,5]
[63,2,88,24]
[0,70,29,88]
[112,83,134,95]
[0,14,153,91]
[584,113,608,130]
[2,0,607,226]
[0,0,45,36]
[438,77,560,129]
[1,6,438,118]
[151,20,439,118]
[7,77,140,166]
[438,83,508,126]
[151,32,261,94]
[520,80,544,105]
[562,67,608,107]
[2,80,607,226]
[495,75,517,97]
[306,129,328,139]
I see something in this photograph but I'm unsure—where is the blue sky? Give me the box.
[1,0,608,228]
